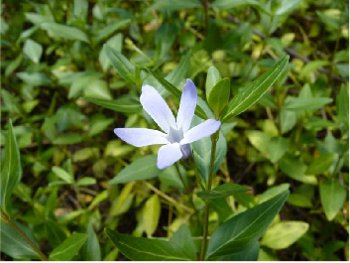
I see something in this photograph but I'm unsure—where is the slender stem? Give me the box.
[0,208,48,261]
[199,131,219,260]
[202,0,209,32]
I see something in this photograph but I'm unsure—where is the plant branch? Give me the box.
[199,131,219,260]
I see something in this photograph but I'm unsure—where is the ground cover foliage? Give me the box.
[1,0,349,261]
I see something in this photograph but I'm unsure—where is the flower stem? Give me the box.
[199,131,219,260]
[0,208,48,261]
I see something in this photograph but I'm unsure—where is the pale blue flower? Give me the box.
[114,79,221,169]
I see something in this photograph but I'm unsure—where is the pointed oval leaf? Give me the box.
[206,190,289,260]
[49,233,87,261]
[105,229,193,261]
[223,55,289,121]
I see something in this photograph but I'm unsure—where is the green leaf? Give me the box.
[86,96,141,113]
[49,233,87,261]
[306,153,337,175]
[95,19,130,42]
[23,39,43,63]
[223,55,289,121]
[213,240,259,260]
[41,22,89,43]
[109,155,160,185]
[105,229,192,261]
[104,46,135,84]
[1,120,22,211]
[76,177,96,186]
[206,190,289,260]
[279,155,317,184]
[52,166,74,184]
[0,220,40,260]
[336,85,349,129]
[320,178,347,221]
[142,195,161,237]
[205,65,221,99]
[207,78,230,117]
[212,0,260,9]
[151,0,201,11]
[261,221,309,249]
[283,97,333,111]
[198,183,249,200]
[82,222,101,261]
[170,225,197,260]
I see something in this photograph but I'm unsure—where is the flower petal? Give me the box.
[177,79,197,132]
[180,119,221,144]
[140,84,176,133]
[157,143,183,169]
[114,128,169,147]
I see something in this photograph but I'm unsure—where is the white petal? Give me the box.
[140,84,176,133]
[177,79,197,132]
[180,119,221,144]
[114,128,169,147]
[157,143,183,169]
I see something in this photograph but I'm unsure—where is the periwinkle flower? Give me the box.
[114,79,221,169]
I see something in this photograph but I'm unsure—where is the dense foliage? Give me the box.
[1,0,348,261]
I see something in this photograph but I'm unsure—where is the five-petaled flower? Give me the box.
[114,79,221,169]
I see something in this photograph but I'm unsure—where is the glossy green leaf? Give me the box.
[49,233,87,261]
[23,39,42,63]
[223,55,289,121]
[1,120,22,211]
[0,220,40,260]
[105,229,192,260]
[142,194,161,237]
[198,183,249,200]
[86,96,141,113]
[170,225,197,260]
[207,78,230,116]
[320,178,347,221]
[206,190,289,260]
[41,22,89,43]
[110,155,160,185]
[261,221,309,249]
[104,46,135,84]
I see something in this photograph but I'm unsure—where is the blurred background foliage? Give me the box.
[1,0,348,260]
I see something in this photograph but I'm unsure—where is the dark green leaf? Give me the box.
[86,96,141,113]
[198,183,249,200]
[170,225,197,260]
[223,55,289,121]
[105,229,192,260]
[1,120,22,211]
[207,78,230,116]
[306,153,337,175]
[206,190,289,260]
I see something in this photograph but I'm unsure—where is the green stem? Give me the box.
[199,131,219,260]
[175,162,187,189]
[0,208,48,261]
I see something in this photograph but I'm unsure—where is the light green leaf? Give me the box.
[86,96,141,113]
[212,0,260,9]
[49,233,87,261]
[142,195,161,237]
[1,120,22,211]
[205,65,221,98]
[82,222,101,261]
[151,0,201,11]
[52,166,74,184]
[41,22,89,43]
[109,155,161,185]
[77,177,96,186]
[23,39,43,63]
[320,178,347,221]
[206,190,289,260]
[279,155,317,184]
[96,19,130,42]
[223,55,289,121]
[306,153,337,175]
[261,221,309,249]
[106,229,192,261]
[284,97,333,111]
[207,78,230,117]
[104,46,135,84]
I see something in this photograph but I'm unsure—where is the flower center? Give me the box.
[167,126,184,143]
